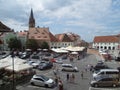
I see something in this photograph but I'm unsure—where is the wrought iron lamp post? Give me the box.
[11,51,15,90]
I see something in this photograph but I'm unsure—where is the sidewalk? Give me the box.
[87,49,105,61]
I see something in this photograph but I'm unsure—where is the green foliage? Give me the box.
[41,41,49,49]
[26,39,39,51]
[8,37,22,50]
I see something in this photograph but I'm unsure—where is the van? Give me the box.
[93,69,119,79]
[90,77,119,87]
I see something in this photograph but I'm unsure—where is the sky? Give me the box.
[0,0,120,42]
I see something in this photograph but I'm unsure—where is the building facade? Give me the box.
[28,9,81,49]
[93,35,120,50]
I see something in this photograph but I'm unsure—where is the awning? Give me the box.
[71,51,78,54]
[51,48,68,53]
[5,64,32,72]
[0,55,26,69]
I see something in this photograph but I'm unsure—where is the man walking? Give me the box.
[66,73,69,82]
[81,71,84,79]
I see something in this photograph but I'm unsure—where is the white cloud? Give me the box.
[3,18,28,31]
[0,0,120,42]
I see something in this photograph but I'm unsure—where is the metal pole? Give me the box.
[12,56,14,90]
[11,52,15,90]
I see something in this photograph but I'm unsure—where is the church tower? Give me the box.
[29,9,35,28]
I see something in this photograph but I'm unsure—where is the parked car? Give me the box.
[61,64,79,72]
[56,59,63,64]
[50,58,63,64]
[31,55,40,59]
[50,58,56,63]
[90,77,119,87]
[0,51,6,55]
[97,60,104,65]
[38,61,53,70]
[93,63,110,72]
[61,55,67,59]
[115,57,120,62]
[28,61,39,68]
[93,69,119,80]
[19,52,31,59]
[30,74,55,87]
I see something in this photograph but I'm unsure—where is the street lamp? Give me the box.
[11,51,15,90]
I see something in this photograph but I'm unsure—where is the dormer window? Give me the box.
[44,36,47,38]
[37,36,41,38]
[42,32,45,34]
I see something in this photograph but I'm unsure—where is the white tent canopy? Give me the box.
[51,48,68,53]
[5,64,32,72]
[0,55,26,69]
[62,46,85,52]
[71,51,78,54]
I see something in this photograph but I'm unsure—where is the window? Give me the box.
[108,46,111,50]
[112,47,115,50]
[104,46,107,49]
[99,72,104,75]
[42,32,45,34]
[37,36,41,38]
[31,36,34,39]
[106,71,118,74]
[44,36,47,38]
[34,78,44,82]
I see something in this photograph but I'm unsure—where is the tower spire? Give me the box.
[29,8,35,28]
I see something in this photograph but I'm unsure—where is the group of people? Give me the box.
[53,68,63,90]
[66,73,75,83]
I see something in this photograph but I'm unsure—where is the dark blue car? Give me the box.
[38,61,53,70]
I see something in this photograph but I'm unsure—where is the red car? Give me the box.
[50,58,56,63]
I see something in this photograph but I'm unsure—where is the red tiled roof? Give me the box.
[55,33,72,42]
[49,32,58,42]
[94,36,119,43]
[0,21,11,32]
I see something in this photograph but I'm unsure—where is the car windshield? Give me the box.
[40,75,49,81]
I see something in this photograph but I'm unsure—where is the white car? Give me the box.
[28,61,39,68]
[56,59,63,64]
[61,64,79,72]
[30,74,55,87]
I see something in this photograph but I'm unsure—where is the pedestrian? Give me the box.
[58,78,63,90]
[66,73,69,82]
[71,73,75,83]
[53,69,57,76]
[54,76,58,86]
[81,71,84,79]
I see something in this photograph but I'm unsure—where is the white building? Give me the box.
[92,35,120,51]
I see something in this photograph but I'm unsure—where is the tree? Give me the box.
[40,41,49,49]
[8,37,22,50]
[26,39,39,51]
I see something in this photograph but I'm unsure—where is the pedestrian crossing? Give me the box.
[89,87,120,90]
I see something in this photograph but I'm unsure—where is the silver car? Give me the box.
[61,64,79,72]
[90,77,119,87]
[30,74,55,87]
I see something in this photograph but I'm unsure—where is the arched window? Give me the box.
[104,46,107,49]
[108,46,111,50]
[97,46,99,49]
[101,46,103,49]
[112,47,115,50]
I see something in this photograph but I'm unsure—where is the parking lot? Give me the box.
[14,50,120,90]
[0,50,120,90]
